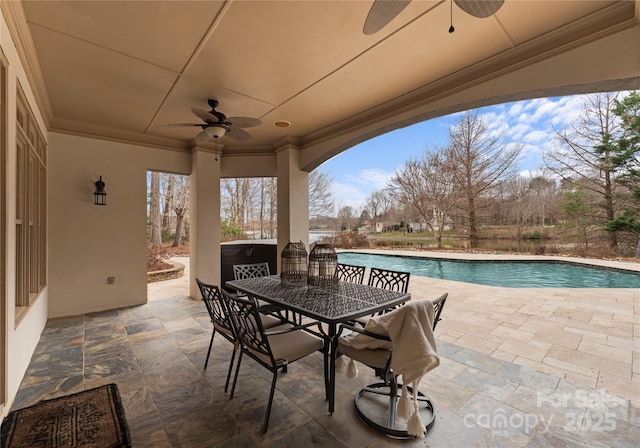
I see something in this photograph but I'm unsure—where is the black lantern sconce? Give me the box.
[93,176,107,205]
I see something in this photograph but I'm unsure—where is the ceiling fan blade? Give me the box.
[227,116,262,128]
[454,0,504,18]
[191,107,217,122]
[226,127,251,142]
[162,123,202,127]
[195,131,211,144]
[363,0,412,35]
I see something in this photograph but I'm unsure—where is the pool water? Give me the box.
[338,252,640,288]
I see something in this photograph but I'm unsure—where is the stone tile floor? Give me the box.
[11,252,640,447]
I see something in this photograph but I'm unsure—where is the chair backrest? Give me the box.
[336,263,366,284]
[431,293,448,331]
[233,262,271,280]
[196,278,234,338]
[222,290,275,367]
[367,267,411,293]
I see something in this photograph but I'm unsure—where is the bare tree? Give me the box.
[365,189,393,231]
[220,171,332,239]
[170,175,189,247]
[504,176,535,237]
[448,111,523,247]
[258,177,277,238]
[309,170,335,218]
[527,172,559,227]
[337,205,356,231]
[389,148,460,247]
[221,178,254,228]
[149,171,162,243]
[222,177,278,239]
[161,173,173,236]
[268,178,277,238]
[544,92,625,251]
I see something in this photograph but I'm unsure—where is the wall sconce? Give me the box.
[94,176,107,205]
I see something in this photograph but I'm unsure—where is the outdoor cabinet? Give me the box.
[220,240,278,290]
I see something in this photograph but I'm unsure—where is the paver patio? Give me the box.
[10,250,637,447]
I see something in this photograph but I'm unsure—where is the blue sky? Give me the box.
[319,94,591,211]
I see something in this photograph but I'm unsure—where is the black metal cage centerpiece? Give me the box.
[308,243,338,288]
[280,241,308,284]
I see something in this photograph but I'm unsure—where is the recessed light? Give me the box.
[274,120,291,128]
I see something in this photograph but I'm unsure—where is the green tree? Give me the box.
[545,92,628,253]
[609,91,640,256]
[562,186,593,251]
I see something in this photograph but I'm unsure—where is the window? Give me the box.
[1,48,7,406]
[15,84,46,314]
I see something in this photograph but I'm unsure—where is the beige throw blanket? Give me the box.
[338,300,440,437]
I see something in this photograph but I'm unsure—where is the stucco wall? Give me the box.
[299,25,640,171]
[47,133,191,318]
[1,8,50,417]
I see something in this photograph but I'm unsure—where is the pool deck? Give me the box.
[151,250,639,405]
[350,249,640,405]
[142,251,639,446]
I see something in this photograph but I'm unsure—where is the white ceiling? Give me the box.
[14,0,639,160]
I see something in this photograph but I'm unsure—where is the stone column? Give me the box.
[276,144,309,271]
[189,147,221,297]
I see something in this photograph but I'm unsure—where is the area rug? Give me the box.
[1,383,131,448]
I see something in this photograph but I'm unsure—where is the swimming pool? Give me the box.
[338,252,640,288]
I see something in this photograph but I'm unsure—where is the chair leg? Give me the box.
[323,346,330,400]
[204,328,216,369]
[224,347,237,392]
[263,370,279,433]
[230,350,244,399]
[387,376,399,429]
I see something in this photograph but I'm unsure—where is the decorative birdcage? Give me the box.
[308,243,338,288]
[280,241,308,284]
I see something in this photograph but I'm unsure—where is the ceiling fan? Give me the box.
[166,99,261,144]
[363,0,504,35]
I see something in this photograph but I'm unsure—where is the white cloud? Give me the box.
[549,96,583,128]
[350,168,394,189]
[331,182,367,211]
[333,168,397,211]
[524,129,551,143]
[505,122,533,140]
[507,102,524,117]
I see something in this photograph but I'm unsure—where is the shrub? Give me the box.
[320,231,369,249]
[147,243,172,271]
[522,230,547,240]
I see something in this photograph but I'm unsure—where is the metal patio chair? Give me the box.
[336,262,366,284]
[223,290,325,433]
[367,267,411,293]
[196,278,282,392]
[234,261,304,325]
[337,293,448,438]
[233,261,271,280]
[351,267,411,326]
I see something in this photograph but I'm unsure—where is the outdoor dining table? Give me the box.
[225,275,410,414]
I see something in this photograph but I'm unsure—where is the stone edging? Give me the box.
[147,260,185,283]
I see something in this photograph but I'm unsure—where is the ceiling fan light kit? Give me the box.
[205,125,227,139]
[165,99,261,143]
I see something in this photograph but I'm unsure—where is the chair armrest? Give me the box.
[338,323,391,342]
[265,321,321,336]
[258,304,283,313]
